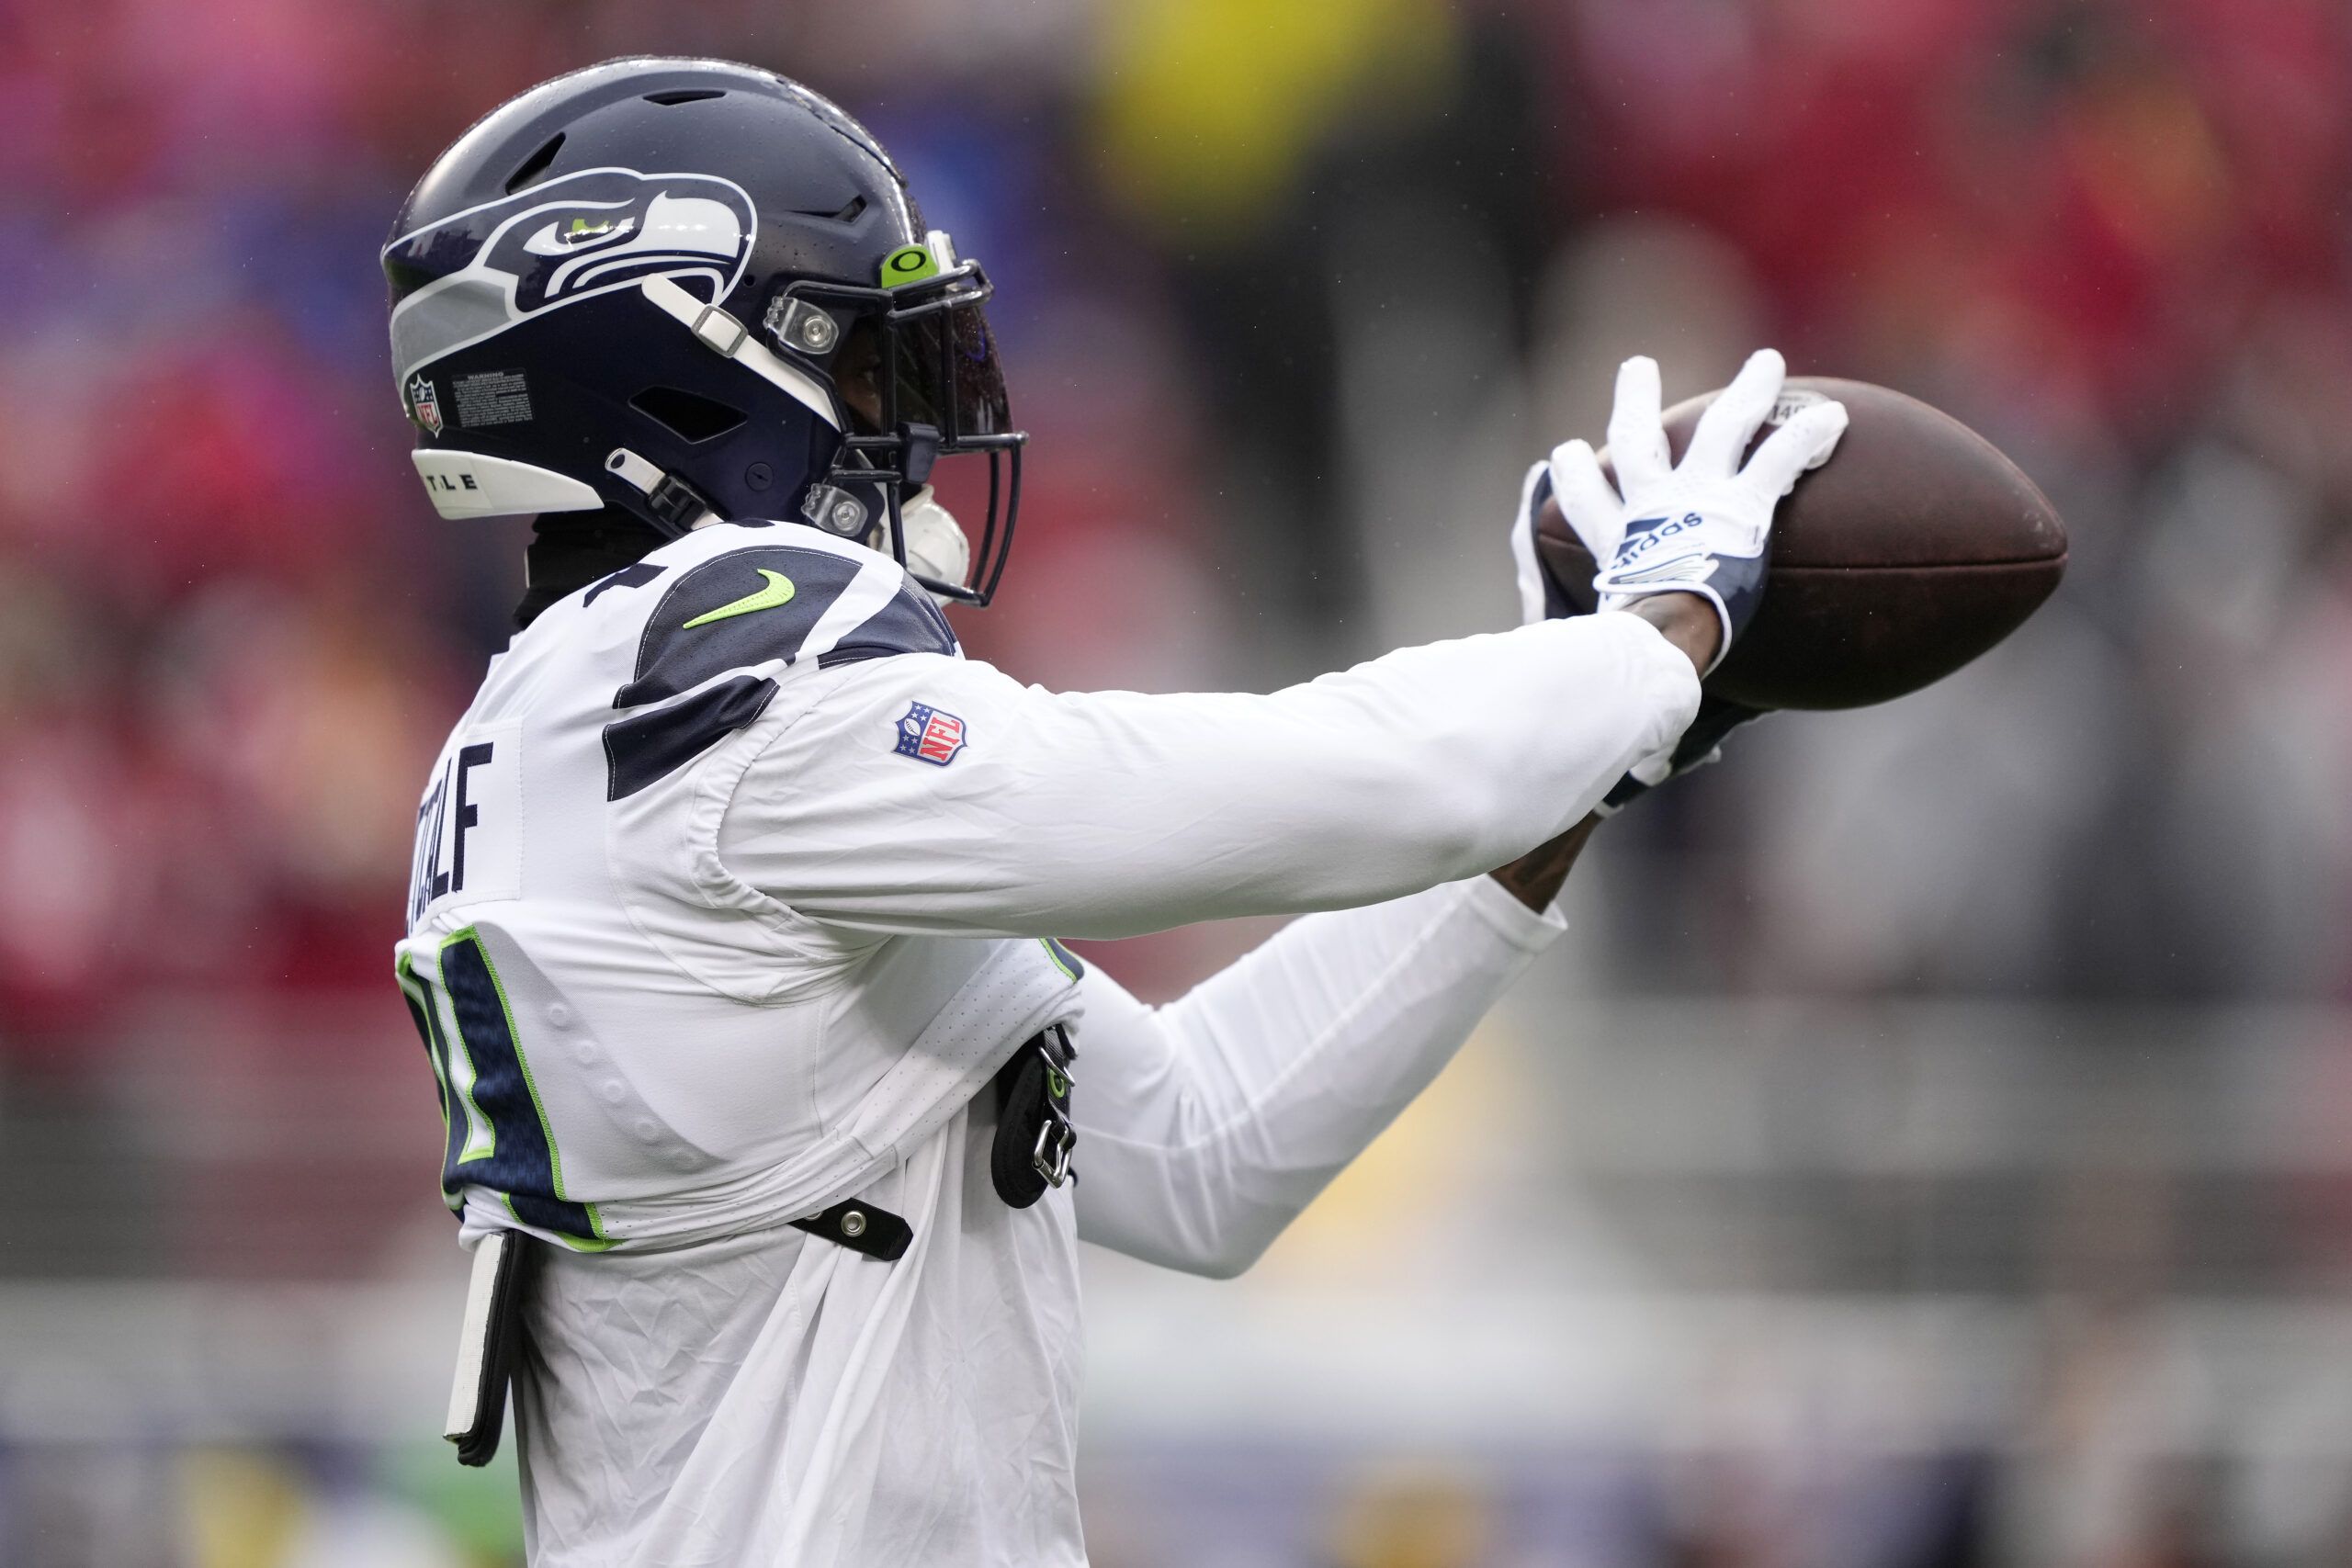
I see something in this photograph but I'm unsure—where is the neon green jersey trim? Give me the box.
[454,926,607,1246]
[501,1192,618,1252]
[397,953,466,1213]
[431,932,500,1166]
[397,953,453,1134]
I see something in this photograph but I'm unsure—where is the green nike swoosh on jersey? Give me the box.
[682,569,796,629]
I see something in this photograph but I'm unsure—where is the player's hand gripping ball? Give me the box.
[1527,349,1849,672]
[1510,349,1845,809]
[1530,373,2069,712]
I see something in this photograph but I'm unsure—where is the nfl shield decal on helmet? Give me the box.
[407,372,444,435]
[895,702,967,766]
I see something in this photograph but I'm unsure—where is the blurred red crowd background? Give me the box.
[1,0,2347,1046]
[8,5,2352,1565]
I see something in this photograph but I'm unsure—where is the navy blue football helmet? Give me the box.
[383,57,1024,604]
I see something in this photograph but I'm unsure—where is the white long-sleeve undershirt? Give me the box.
[711,606,1690,1276]
[1069,873,1566,1276]
[716,609,1695,941]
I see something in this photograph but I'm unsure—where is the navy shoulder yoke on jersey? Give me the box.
[581,526,957,800]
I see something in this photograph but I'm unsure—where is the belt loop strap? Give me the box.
[791,1198,912,1261]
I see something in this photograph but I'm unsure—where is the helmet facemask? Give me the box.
[768,232,1025,606]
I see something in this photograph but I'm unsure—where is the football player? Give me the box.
[387,58,1844,1567]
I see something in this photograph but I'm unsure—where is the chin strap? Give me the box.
[638,276,841,432]
[628,276,982,583]
[604,447,721,532]
[620,276,855,537]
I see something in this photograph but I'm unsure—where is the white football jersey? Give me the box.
[395,516,1703,1565]
[397,521,1081,1256]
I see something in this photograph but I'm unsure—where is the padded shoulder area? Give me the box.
[617,540,955,708]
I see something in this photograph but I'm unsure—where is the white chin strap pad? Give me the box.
[899,486,971,598]
[413,449,603,520]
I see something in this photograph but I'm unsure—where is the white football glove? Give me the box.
[1503,430,1767,814]
[1507,457,1565,626]
[1547,348,1848,671]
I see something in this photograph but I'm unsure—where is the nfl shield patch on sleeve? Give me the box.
[895,702,967,766]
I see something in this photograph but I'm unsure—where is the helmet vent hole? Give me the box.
[793,196,866,224]
[644,88,727,106]
[631,387,748,445]
[505,133,565,193]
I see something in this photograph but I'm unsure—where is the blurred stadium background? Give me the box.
[5,0,2352,1562]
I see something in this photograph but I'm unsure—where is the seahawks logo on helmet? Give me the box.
[384,167,756,391]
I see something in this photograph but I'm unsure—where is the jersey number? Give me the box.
[396,930,608,1249]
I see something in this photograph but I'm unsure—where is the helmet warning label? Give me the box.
[455,369,534,428]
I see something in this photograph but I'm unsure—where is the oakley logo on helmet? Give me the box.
[386,168,756,389]
[879,243,940,287]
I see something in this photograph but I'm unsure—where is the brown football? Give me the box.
[1533,377,2067,710]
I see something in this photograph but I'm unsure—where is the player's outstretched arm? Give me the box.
[1061,547,1718,1280]
[714,612,1698,941]
[1055,548,1719,1278]
[1067,840,1595,1277]
[716,349,1834,943]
